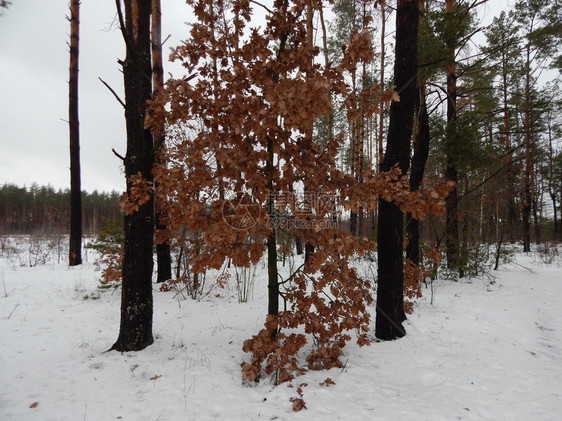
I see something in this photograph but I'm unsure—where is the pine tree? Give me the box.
[68,0,82,266]
[513,0,560,251]
[485,11,521,243]
[151,0,172,283]
[375,0,419,340]
[111,0,154,352]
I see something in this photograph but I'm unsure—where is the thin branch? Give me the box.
[112,148,125,161]
[115,0,131,54]
[426,81,447,95]
[99,77,126,108]
[7,303,19,319]
[248,0,273,14]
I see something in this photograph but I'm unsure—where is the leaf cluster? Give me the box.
[147,0,450,390]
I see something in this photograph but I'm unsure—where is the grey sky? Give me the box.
[0,0,190,193]
[0,0,510,193]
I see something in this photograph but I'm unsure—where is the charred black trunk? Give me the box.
[406,86,430,266]
[151,0,172,283]
[111,0,154,352]
[375,0,419,341]
[68,0,82,266]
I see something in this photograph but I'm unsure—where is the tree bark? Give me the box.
[68,0,82,266]
[111,0,154,352]
[375,0,419,341]
[444,0,460,273]
[406,85,430,266]
[378,1,386,169]
[151,0,172,283]
[522,43,532,252]
[501,52,517,243]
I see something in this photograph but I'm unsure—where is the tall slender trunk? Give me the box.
[444,0,459,272]
[68,0,82,266]
[151,0,172,283]
[378,1,386,169]
[406,85,429,266]
[266,134,279,331]
[375,0,419,341]
[547,114,558,237]
[266,0,290,339]
[111,0,154,352]
[501,53,517,243]
[522,43,532,252]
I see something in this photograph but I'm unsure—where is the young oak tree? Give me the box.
[151,0,448,382]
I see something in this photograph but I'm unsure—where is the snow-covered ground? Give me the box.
[1,243,561,420]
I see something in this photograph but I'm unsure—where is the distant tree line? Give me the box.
[0,183,120,235]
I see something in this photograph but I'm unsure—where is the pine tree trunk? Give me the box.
[375,0,419,341]
[68,0,82,266]
[547,115,558,238]
[444,0,460,273]
[151,0,172,283]
[522,44,532,252]
[378,2,386,169]
[111,0,154,352]
[502,57,517,243]
[406,85,429,266]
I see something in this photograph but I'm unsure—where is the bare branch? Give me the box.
[248,0,273,14]
[112,148,125,161]
[99,77,126,108]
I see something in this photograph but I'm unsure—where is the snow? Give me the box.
[1,244,562,420]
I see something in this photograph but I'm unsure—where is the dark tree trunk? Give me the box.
[68,0,82,266]
[151,0,172,283]
[406,85,430,266]
[552,194,558,238]
[501,57,517,243]
[533,196,541,245]
[375,0,419,341]
[522,44,532,253]
[295,235,303,255]
[266,141,279,339]
[444,0,460,272]
[111,0,154,352]
[350,211,358,236]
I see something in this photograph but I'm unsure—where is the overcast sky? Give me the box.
[0,0,510,193]
[0,0,191,193]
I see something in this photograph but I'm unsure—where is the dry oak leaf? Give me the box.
[29,402,39,408]
[290,397,307,412]
[320,377,336,387]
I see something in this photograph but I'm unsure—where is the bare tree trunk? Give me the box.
[547,114,558,237]
[444,0,460,273]
[378,1,386,169]
[522,43,532,252]
[501,55,517,243]
[375,0,419,341]
[406,85,429,266]
[151,0,172,283]
[111,0,154,352]
[68,0,82,266]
